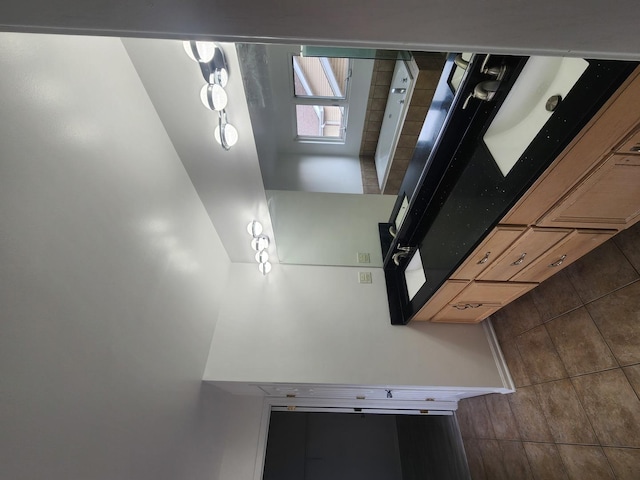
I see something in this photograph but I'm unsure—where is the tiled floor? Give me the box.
[456,221,640,480]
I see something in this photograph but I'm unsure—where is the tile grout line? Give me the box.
[567,375,607,450]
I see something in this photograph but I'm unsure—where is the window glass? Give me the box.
[295,105,346,138]
[292,55,350,99]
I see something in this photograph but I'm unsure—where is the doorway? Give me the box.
[262,410,471,480]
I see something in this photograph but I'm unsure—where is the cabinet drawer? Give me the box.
[538,154,640,230]
[431,280,536,323]
[412,280,469,321]
[512,229,616,283]
[451,225,525,280]
[616,125,640,155]
[477,227,572,281]
[431,303,502,323]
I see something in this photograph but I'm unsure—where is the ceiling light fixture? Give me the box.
[247,220,272,275]
[183,40,238,151]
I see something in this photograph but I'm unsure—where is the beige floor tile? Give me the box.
[572,369,640,447]
[490,293,543,339]
[500,340,532,387]
[477,439,509,480]
[455,401,475,439]
[535,379,597,445]
[623,363,640,397]
[468,396,495,439]
[546,307,618,376]
[462,438,487,480]
[508,386,554,442]
[530,270,583,322]
[557,445,615,480]
[614,221,640,273]
[516,326,568,384]
[602,447,640,480]
[565,242,639,303]
[485,394,520,440]
[498,440,534,480]
[523,442,569,480]
[586,281,640,366]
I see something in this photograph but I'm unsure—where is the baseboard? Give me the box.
[483,318,515,393]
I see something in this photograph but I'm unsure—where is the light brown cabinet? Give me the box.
[430,281,536,323]
[451,226,525,280]
[413,280,469,321]
[476,227,572,281]
[512,229,616,283]
[537,154,640,230]
[412,65,640,324]
[616,126,640,155]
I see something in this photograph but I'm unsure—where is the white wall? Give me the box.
[267,190,396,266]
[263,153,364,194]
[0,32,258,480]
[205,263,505,389]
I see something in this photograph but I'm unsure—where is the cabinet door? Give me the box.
[512,229,616,283]
[431,303,502,323]
[451,226,525,280]
[412,279,469,321]
[616,125,640,155]
[431,280,536,323]
[538,154,640,230]
[477,227,572,281]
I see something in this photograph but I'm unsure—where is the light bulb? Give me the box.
[256,251,269,263]
[183,41,217,63]
[250,235,270,252]
[247,220,263,237]
[213,68,229,88]
[200,83,228,111]
[214,122,238,149]
[258,261,272,275]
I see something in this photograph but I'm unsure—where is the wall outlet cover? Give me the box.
[358,272,373,284]
[357,252,371,264]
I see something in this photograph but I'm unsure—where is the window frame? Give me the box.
[290,54,353,144]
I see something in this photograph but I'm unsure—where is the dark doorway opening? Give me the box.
[263,411,470,480]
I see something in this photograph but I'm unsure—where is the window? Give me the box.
[291,55,351,141]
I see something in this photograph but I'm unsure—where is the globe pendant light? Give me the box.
[200,83,228,111]
[183,41,217,63]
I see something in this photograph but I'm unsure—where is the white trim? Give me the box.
[271,406,454,415]
[319,56,344,98]
[483,318,516,393]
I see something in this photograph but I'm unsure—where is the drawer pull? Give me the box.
[477,252,491,264]
[511,253,527,266]
[453,303,483,310]
[549,254,567,267]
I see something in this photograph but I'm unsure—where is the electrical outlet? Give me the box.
[358,272,372,284]
[357,252,371,264]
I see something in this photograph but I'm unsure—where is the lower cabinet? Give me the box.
[409,68,640,324]
[538,154,640,230]
[512,229,616,282]
[418,280,536,323]
[476,227,572,281]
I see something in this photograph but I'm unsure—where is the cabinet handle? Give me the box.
[453,303,483,310]
[477,252,491,265]
[549,254,567,267]
[511,253,527,266]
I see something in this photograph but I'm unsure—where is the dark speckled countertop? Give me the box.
[382,54,637,325]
